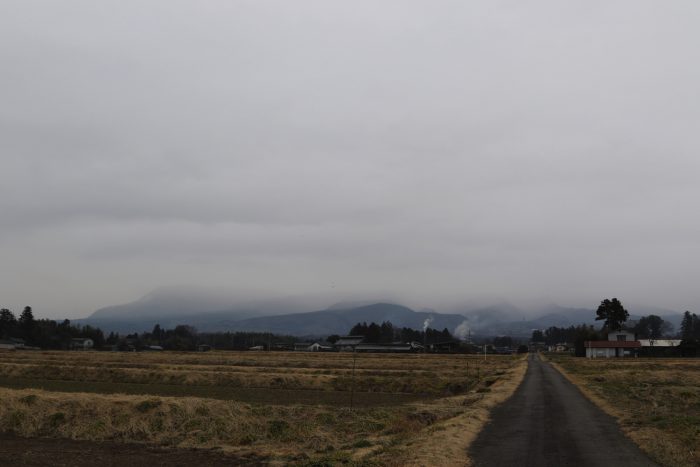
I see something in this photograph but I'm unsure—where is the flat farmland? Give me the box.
[548,355,700,467]
[0,350,526,465]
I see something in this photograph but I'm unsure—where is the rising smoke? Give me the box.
[453,320,471,341]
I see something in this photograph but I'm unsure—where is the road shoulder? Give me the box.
[396,355,529,467]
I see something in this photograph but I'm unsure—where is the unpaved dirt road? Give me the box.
[470,354,657,467]
[0,434,267,466]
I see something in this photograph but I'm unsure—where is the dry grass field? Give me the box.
[547,355,700,467]
[0,350,526,465]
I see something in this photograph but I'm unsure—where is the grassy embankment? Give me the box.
[0,350,527,465]
[547,354,700,467]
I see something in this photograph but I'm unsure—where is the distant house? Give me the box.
[334,336,365,352]
[294,342,334,352]
[70,338,94,351]
[585,331,640,358]
[145,345,164,351]
[308,343,333,352]
[249,345,265,351]
[0,340,16,350]
[548,343,572,353]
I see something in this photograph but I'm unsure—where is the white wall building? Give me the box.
[585,331,640,358]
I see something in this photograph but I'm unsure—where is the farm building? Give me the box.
[334,336,365,351]
[637,339,682,348]
[294,342,334,352]
[70,338,94,350]
[355,343,413,353]
[637,339,682,356]
[585,331,640,358]
[308,343,333,351]
[0,339,17,350]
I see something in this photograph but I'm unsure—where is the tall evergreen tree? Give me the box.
[0,309,17,338]
[681,311,697,341]
[595,298,629,331]
[18,306,35,342]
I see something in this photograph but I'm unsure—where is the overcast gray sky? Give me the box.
[2,1,699,318]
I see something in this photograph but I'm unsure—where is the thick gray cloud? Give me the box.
[1,1,699,317]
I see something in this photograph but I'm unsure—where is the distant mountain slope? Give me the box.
[78,287,330,333]
[228,303,467,336]
[73,288,685,337]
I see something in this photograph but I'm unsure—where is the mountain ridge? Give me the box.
[74,290,685,337]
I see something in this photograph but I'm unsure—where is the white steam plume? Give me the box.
[454,320,471,341]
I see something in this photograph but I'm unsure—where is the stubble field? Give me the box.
[0,350,526,465]
[547,355,700,467]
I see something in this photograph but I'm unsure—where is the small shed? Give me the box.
[334,336,365,352]
[71,338,94,350]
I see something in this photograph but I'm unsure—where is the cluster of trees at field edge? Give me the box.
[0,306,299,351]
[530,325,600,357]
[0,306,105,349]
[121,325,298,351]
[680,311,700,345]
[336,321,454,344]
[4,298,700,354]
[530,298,700,356]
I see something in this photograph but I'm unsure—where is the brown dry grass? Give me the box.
[547,355,700,467]
[0,351,526,465]
[375,355,528,467]
[0,351,503,396]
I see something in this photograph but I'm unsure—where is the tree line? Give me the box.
[0,307,301,351]
[529,297,700,357]
[681,311,700,345]
[531,325,601,357]
[0,306,105,349]
[345,321,454,344]
[113,324,298,351]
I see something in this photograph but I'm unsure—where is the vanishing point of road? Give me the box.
[470,354,658,467]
